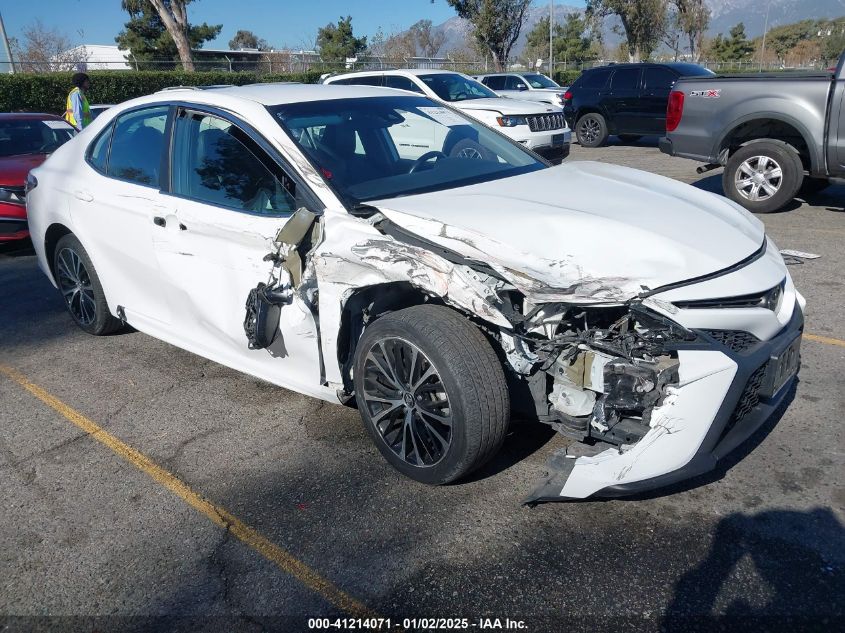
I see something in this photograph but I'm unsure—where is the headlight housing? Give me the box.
[496,115,527,127]
[0,186,26,206]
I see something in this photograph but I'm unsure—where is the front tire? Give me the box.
[723,140,803,213]
[575,113,608,148]
[353,305,509,485]
[53,234,122,335]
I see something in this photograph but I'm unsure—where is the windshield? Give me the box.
[523,74,559,89]
[0,119,74,157]
[271,96,546,204]
[418,73,499,101]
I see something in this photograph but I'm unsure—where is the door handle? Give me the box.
[153,216,166,227]
[74,190,93,202]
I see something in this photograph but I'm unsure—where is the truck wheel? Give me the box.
[576,113,608,148]
[723,140,803,213]
[53,234,123,335]
[353,305,509,485]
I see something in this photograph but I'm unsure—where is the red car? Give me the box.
[0,113,75,242]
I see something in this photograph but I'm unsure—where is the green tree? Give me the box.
[316,16,367,62]
[408,20,446,58]
[116,0,221,71]
[445,0,532,71]
[523,13,597,70]
[709,22,754,61]
[228,29,270,51]
[587,0,666,62]
[673,0,709,62]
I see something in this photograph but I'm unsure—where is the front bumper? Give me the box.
[517,129,571,151]
[526,301,804,502]
[0,202,29,242]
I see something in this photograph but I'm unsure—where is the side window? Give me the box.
[172,110,299,215]
[504,76,526,90]
[384,75,424,94]
[484,76,506,90]
[581,69,611,90]
[643,67,677,91]
[336,75,383,87]
[87,124,113,174]
[107,106,168,186]
[610,68,642,91]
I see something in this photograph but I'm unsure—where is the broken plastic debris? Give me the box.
[780,249,820,259]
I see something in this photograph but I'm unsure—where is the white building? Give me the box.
[58,45,132,71]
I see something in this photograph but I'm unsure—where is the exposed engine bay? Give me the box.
[503,301,689,448]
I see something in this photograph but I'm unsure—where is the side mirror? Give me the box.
[517,83,528,91]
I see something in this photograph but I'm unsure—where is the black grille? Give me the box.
[704,329,760,353]
[527,113,565,132]
[722,362,768,437]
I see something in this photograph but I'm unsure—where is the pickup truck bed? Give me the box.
[660,52,845,213]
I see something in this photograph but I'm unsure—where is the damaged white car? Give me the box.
[26,84,805,501]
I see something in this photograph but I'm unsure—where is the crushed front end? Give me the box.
[498,290,804,503]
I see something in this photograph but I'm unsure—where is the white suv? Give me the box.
[325,69,570,160]
[27,83,804,501]
[476,72,568,108]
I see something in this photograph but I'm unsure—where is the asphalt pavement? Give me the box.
[1,139,843,632]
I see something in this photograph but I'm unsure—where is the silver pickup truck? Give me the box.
[660,51,845,213]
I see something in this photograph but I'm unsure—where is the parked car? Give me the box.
[660,50,845,213]
[0,113,74,242]
[324,69,571,161]
[89,104,114,120]
[563,62,715,147]
[475,72,567,108]
[27,84,804,501]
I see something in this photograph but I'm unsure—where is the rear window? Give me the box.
[669,63,715,77]
[0,119,74,157]
[578,69,611,90]
[333,76,384,87]
[482,76,506,90]
[643,67,678,91]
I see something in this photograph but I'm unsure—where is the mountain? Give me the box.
[423,0,845,57]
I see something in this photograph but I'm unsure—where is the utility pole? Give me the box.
[759,0,772,72]
[0,11,15,73]
[549,1,554,76]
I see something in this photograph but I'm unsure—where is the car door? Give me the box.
[503,75,529,99]
[70,105,174,329]
[642,66,679,134]
[152,107,323,389]
[605,68,643,133]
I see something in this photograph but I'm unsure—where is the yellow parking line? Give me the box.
[0,364,379,621]
[803,333,845,348]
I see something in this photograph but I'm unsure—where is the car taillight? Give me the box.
[666,90,684,132]
[563,90,573,101]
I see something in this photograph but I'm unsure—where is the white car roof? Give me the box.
[327,68,467,80]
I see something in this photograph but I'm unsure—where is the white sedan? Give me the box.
[27,84,804,501]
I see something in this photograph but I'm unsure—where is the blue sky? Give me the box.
[3,1,586,50]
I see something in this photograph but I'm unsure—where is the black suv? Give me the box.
[563,63,714,147]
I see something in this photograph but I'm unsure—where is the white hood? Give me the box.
[371,161,766,303]
[452,98,556,116]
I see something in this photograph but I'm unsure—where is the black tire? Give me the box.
[617,134,642,143]
[353,305,509,485]
[575,112,608,148]
[449,138,496,161]
[53,234,122,335]
[798,177,830,199]
[723,140,804,213]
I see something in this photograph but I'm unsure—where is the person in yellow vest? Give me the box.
[65,73,92,132]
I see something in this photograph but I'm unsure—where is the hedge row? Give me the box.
[0,70,327,114]
[552,69,583,87]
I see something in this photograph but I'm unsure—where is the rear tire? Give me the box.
[575,113,608,148]
[353,305,509,485]
[53,234,122,335]
[723,140,803,213]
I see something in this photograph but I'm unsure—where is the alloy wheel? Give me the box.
[361,337,453,467]
[735,155,783,202]
[455,147,483,160]
[56,247,97,326]
[578,116,600,144]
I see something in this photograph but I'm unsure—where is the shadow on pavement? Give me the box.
[662,507,845,632]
